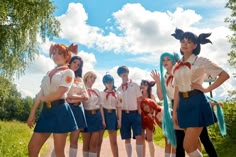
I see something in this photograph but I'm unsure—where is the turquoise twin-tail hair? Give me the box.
[206,96,227,136]
[159,52,180,146]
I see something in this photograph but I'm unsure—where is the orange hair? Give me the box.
[49,43,78,63]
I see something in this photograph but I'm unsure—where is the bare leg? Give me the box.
[89,131,100,153]
[28,132,51,157]
[97,130,105,157]
[146,129,155,157]
[82,132,91,153]
[53,133,68,157]
[108,130,118,157]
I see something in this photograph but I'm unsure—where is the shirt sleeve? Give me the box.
[201,57,223,77]
[135,83,142,97]
[60,69,75,88]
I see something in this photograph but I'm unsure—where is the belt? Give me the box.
[69,102,81,106]
[85,109,100,115]
[103,108,116,113]
[179,89,202,99]
[122,110,138,114]
[44,99,65,108]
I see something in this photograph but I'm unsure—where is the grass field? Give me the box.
[0,121,32,157]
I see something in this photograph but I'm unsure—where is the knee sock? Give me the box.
[136,144,143,157]
[125,143,132,157]
[83,151,89,157]
[88,152,97,157]
[148,141,155,157]
[171,154,176,157]
[51,149,55,157]
[69,148,78,157]
[188,149,203,157]
[165,153,171,157]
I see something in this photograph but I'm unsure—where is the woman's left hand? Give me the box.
[191,83,209,93]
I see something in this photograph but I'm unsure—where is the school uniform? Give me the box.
[100,90,122,131]
[34,66,78,133]
[117,80,142,139]
[67,77,87,129]
[83,88,103,132]
[173,54,223,128]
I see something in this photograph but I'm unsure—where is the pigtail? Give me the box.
[160,53,176,146]
[198,33,212,45]
[67,43,78,55]
[206,96,226,136]
[149,81,156,87]
[171,28,184,40]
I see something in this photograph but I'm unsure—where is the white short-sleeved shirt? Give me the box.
[40,66,74,99]
[83,88,101,110]
[117,81,142,110]
[100,90,122,109]
[165,72,175,100]
[67,77,88,96]
[173,54,223,92]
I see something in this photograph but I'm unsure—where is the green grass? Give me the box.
[0,121,32,157]
[0,121,47,157]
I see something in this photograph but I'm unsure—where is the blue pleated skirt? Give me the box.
[104,109,118,131]
[70,104,87,129]
[83,110,103,132]
[177,92,215,128]
[34,103,78,133]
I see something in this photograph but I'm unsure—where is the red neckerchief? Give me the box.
[87,89,99,97]
[105,91,117,100]
[121,80,132,91]
[166,75,174,86]
[173,61,191,73]
[49,66,69,83]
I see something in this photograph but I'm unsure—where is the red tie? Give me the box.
[173,61,191,73]
[88,89,99,97]
[49,67,69,83]
[106,91,117,100]
[166,75,174,86]
[122,83,128,91]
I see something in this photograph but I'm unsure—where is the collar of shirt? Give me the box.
[182,54,197,64]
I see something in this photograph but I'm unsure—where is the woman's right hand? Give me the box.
[172,110,179,127]
[27,113,35,129]
[150,70,161,84]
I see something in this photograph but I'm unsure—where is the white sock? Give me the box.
[165,153,171,157]
[88,152,97,157]
[83,151,89,157]
[188,149,203,157]
[136,144,143,157]
[171,154,176,157]
[148,141,155,157]
[69,148,78,157]
[125,143,132,157]
[51,149,55,157]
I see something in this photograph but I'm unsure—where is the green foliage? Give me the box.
[0,76,35,121]
[206,101,236,157]
[225,0,236,69]
[0,121,31,157]
[0,0,60,78]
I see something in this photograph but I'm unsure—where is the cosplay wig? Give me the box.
[102,73,116,90]
[140,80,155,99]
[159,52,180,146]
[69,56,83,77]
[172,28,212,55]
[117,66,129,76]
[49,43,78,63]
[83,71,97,85]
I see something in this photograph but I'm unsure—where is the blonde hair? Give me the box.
[83,71,97,85]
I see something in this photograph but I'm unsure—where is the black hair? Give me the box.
[140,80,155,99]
[172,28,212,55]
[117,66,129,76]
[69,56,83,77]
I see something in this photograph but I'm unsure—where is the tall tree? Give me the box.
[0,0,60,78]
[225,0,236,100]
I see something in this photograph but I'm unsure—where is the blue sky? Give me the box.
[15,0,235,100]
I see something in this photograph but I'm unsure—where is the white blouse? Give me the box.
[165,72,175,100]
[67,77,88,97]
[40,66,74,99]
[173,54,223,92]
[100,90,122,109]
[83,88,101,110]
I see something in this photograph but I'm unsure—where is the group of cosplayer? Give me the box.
[27,28,229,157]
